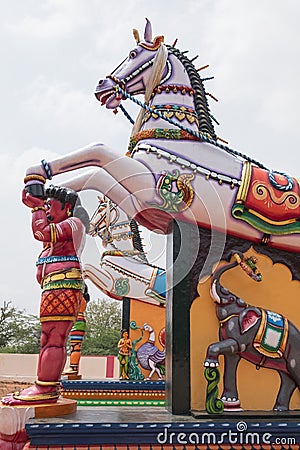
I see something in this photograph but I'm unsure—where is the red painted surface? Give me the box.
[105,355,115,378]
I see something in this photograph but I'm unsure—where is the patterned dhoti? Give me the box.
[40,288,83,322]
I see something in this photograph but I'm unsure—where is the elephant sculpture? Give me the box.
[204,251,300,411]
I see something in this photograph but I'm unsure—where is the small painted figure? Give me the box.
[117,329,132,380]
[62,284,90,376]
[2,184,89,405]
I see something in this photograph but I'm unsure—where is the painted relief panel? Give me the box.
[129,300,165,381]
[191,248,300,411]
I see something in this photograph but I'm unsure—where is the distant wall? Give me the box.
[0,353,119,383]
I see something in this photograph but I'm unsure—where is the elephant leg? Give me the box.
[204,338,239,367]
[221,353,242,411]
[274,370,296,411]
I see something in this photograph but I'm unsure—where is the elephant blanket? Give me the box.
[253,309,288,358]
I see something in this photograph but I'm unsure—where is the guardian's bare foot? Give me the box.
[1,383,59,406]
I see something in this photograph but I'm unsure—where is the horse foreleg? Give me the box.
[83,264,115,294]
[57,168,141,218]
[26,142,156,204]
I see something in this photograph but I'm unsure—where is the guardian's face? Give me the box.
[47,199,69,223]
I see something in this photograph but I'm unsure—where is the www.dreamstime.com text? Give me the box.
[156,422,297,446]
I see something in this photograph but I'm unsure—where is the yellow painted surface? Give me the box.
[191,247,300,411]
[129,299,165,379]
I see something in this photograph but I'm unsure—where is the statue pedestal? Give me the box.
[62,374,82,381]
[32,397,77,418]
[0,398,77,449]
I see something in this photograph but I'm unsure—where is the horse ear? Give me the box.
[144,18,153,42]
[133,28,140,44]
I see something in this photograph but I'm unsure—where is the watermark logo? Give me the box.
[156,421,297,446]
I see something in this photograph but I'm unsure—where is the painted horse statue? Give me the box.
[24,19,300,269]
[84,196,166,306]
[205,251,300,412]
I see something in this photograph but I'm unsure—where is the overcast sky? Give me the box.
[1,1,299,315]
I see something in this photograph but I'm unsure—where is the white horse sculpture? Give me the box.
[24,19,300,254]
[84,196,166,306]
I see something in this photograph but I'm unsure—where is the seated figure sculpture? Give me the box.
[2,184,89,405]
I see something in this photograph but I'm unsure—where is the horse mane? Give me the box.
[166,45,217,141]
[129,218,149,263]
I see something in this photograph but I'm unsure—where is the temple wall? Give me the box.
[0,353,118,384]
[191,247,300,411]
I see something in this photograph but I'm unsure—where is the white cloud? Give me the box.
[4,0,90,39]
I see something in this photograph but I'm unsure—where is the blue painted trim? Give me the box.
[26,421,300,446]
[61,380,165,391]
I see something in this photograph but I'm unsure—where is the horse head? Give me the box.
[95,18,217,140]
[89,196,119,245]
[95,18,168,109]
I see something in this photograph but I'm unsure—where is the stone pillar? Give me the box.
[165,220,201,415]
[122,297,131,331]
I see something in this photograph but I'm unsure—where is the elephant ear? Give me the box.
[239,307,261,334]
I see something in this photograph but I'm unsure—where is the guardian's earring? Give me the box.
[67,209,72,217]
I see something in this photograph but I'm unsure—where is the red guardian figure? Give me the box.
[2,184,89,405]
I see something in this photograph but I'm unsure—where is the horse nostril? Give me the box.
[98,79,104,85]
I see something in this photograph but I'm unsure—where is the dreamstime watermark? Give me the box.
[156,421,297,446]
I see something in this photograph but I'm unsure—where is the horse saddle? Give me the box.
[232,161,300,235]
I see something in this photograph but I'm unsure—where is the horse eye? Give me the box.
[129,50,137,59]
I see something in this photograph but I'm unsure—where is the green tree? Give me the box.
[82,298,122,356]
[0,298,123,355]
[0,301,41,353]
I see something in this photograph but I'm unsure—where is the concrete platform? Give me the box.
[26,406,300,448]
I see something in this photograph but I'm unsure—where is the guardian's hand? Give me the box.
[22,189,45,208]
